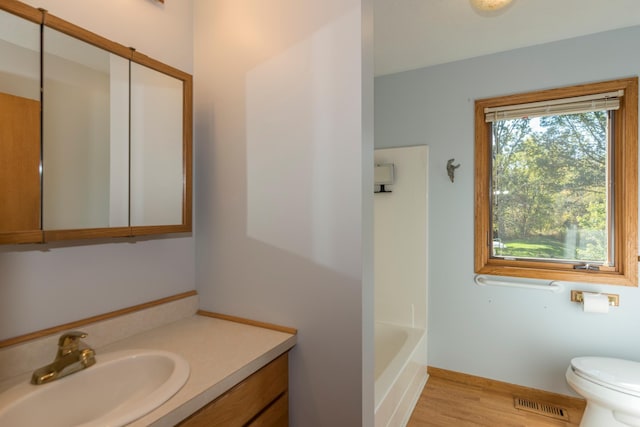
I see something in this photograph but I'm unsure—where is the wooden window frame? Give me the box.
[475,77,638,286]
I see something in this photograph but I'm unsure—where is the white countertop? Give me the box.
[97,315,297,426]
[0,295,296,426]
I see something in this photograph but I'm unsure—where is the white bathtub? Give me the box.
[374,322,428,427]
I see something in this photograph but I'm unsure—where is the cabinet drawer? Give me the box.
[179,352,288,427]
[248,392,288,427]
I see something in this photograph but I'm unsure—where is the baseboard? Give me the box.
[427,366,586,415]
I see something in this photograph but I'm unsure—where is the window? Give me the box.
[475,78,638,286]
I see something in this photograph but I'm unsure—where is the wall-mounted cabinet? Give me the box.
[0,1,192,244]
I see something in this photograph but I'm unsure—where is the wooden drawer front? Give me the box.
[179,353,288,427]
[248,392,288,427]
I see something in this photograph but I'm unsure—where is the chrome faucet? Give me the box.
[31,331,96,385]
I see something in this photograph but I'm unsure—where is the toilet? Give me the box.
[566,357,640,427]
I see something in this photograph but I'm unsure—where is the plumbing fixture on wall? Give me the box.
[375,163,395,193]
[446,159,460,183]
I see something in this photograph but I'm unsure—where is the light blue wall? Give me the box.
[375,26,640,395]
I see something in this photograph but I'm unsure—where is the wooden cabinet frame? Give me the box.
[0,0,192,244]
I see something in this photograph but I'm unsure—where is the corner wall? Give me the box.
[375,26,640,396]
[193,1,374,425]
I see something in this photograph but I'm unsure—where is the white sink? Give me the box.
[0,349,190,427]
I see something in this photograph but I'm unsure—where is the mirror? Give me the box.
[0,2,192,244]
[130,62,184,227]
[0,8,41,244]
[42,26,129,230]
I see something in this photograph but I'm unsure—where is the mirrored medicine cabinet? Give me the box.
[0,1,192,245]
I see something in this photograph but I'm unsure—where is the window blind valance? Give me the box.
[484,90,623,122]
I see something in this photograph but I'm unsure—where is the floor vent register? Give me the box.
[513,396,569,421]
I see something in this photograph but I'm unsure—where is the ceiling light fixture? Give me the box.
[470,0,514,12]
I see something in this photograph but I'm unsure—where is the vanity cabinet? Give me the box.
[0,1,192,244]
[178,353,289,427]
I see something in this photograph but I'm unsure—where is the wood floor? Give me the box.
[407,373,585,427]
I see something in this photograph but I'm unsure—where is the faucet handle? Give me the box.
[58,331,88,354]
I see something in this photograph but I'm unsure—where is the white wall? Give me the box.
[193,0,374,425]
[23,0,193,74]
[375,26,640,396]
[374,146,428,330]
[0,0,195,340]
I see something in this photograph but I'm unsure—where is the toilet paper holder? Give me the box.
[571,290,619,307]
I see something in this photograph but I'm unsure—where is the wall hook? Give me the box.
[447,158,460,183]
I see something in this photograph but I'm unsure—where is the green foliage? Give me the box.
[492,111,608,261]
[499,236,566,258]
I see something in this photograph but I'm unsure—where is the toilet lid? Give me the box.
[571,357,640,396]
